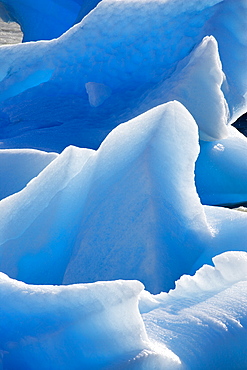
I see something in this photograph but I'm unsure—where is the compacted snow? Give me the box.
[0,0,247,368]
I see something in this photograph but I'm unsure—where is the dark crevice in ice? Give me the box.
[233,112,247,136]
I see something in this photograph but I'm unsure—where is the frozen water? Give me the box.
[0,149,57,200]
[0,101,212,292]
[0,277,164,369]
[85,82,112,107]
[1,100,247,294]
[140,35,229,141]
[196,125,247,206]
[142,251,247,369]
[0,0,246,151]
[0,0,101,42]
[0,0,247,368]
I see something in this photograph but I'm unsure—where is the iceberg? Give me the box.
[0,276,169,369]
[0,0,102,42]
[0,101,211,292]
[0,0,247,368]
[142,251,247,369]
[1,251,247,368]
[196,126,247,207]
[140,35,229,141]
[0,148,57,200]
[0,0,246,151]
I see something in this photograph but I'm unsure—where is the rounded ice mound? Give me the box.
[0,274,182,369]
[213,251,247,283]
[0,276,145,368]
[195,127,247,206]
[0,0,246,151]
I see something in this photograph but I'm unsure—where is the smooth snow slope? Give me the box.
[0,149,57,200]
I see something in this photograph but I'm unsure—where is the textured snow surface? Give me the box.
[0,277,164,369]
[0,0,247,368]
[0,0,246,151]
[142,251,247,369]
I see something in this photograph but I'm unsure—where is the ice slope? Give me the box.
[1,251,247,369]
[0,101,212,293]
[0,0,247,367]
[140,35,229,141]
[0,149,57,200]
[142,251,247,369]
[0,0,101,42]
[193,206,247,271]
[204,0,247,120]
[0,0,246,152]
[1,101,247,295]
[196,126,247,206]
[0,277,179,369]
[62,101,211,292]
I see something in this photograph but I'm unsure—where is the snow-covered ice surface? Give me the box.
[0,0,247,368]
[141,251,247,369]
[0,0,246,152]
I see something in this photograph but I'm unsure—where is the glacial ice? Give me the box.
[196,126,247,206]
[0,277,164,369]
[0,101,211,292]
[140,35,229,141]
[0,149,57,200]
[0,0,247,368]
[0,0,101,42]
[142,251,247,369]
[0,0,246,151]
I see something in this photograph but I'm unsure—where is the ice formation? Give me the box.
[142,251,247,369]
[0,0,102,42]
[0,149,57,200]
[0,0,247,368]
[196,126,247,206]
[0,277,171,369]
[0,0,246,152]
[0,102,211,292]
